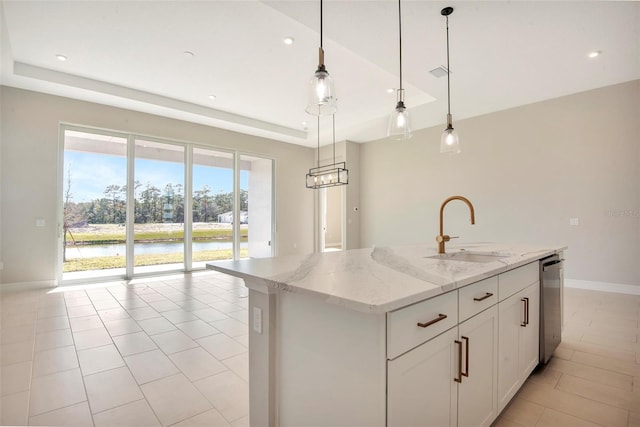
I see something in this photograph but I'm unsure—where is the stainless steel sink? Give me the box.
[426,252,510,263]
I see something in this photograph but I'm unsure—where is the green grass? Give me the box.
[63,249,248,272]
[66,229,247,244]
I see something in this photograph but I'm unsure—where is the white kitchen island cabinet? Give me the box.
[388,305,498,427]
[207,243,565,427]
[498,281,541,412]
[457,304,499,427]
[388,326,459,427]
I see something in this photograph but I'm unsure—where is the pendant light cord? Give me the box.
[320,0,324,49]
[398,0,403,91]
[446,14,451,116]
[332,115,336,164]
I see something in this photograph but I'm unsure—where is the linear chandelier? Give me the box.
[306,115,348,189]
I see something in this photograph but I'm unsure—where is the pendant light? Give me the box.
[388,0,412,140]
[440,6,460,153]
[306,115,349,189]
[305,0,337,116]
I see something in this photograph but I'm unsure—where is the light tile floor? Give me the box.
[494,287,640,427]
[1,270,249,426]
[2,274,639,427]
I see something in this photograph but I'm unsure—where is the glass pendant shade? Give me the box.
[440,125,460,153]
[305,66,337,116]
[387,89,412,140]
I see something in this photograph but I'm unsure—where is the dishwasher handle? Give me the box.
[542,259,564,272]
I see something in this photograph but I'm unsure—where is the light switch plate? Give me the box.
[569,218,580,226]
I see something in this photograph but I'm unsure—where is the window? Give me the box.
[60,126,274,282]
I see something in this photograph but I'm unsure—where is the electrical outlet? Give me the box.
[569,218,580,226]
[253,307,263,334]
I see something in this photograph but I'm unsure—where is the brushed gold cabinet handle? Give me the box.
[520,297,528,327]
[454,340,462,383]
[462,336,469,378]
[417,313,447,328]
[473,292,494,302]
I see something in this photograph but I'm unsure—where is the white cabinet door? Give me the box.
[498,281,540,412]
[519,282,540,379]
[458,305,499,427]
[387,327,458,427]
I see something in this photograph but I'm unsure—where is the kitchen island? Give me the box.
[207,242,566,427]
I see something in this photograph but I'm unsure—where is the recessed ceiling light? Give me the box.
[283,36,295,45]
[56,54,67,61]
[208,94,216,100]
[184,51,195,58]
[588,50,602,58]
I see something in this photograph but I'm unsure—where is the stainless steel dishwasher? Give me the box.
[539,254,564,364]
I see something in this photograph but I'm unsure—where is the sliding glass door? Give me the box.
[133,139,185,275]
[60,126,274,282]
[61,129,128,280]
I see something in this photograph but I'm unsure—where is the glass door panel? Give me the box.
[62,129,128,280]
[240,154,273,259]
[134,139,185,274]
[192,147,234,268]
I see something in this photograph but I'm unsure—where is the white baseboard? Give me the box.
[565,279,640,296]
[1,280,57,293]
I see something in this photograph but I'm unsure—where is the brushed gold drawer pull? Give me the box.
[473,292,493,302]
[462,336,469,378]
[454,339,462,383]
[520,297,528,327]
[417,313,447,328]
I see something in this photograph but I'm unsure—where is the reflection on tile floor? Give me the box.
[494,287,640,427]
[1,271,249,426]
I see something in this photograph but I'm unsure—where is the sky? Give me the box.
[64,151,247,202]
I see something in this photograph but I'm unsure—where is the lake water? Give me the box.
[65,241,246,259]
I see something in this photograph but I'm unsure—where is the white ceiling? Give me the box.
[1,1,639,147]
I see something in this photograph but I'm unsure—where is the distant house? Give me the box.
[217,211,248,224]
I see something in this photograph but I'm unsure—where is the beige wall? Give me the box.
[360,80,640,286]
[0,86,315,285]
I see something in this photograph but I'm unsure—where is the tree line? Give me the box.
[64,179,248,227]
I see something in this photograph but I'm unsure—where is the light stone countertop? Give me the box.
[206,242,566,314]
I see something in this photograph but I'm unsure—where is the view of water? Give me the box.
[65,241,247,259]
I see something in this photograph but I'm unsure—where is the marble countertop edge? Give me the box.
[207,243,566,314]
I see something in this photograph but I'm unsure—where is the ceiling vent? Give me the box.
[430,66,449,78]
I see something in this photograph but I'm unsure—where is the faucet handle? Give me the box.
[450,236,459,240]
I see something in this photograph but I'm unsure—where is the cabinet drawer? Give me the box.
[498,262,539,301]
[387,291,458,360]
[459,276,498,322]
